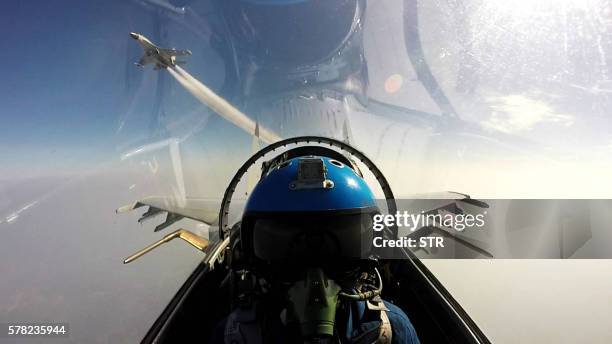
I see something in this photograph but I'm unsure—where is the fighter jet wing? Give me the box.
[117,196,220,232]
[401,191,493,258]
[136,55,155,67]
[409,191,489,208]
[161,48,192,56]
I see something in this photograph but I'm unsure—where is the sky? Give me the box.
[0,2,249,342]
[0,1,238,181]
[1,2,128,176]
[1,0,612,182]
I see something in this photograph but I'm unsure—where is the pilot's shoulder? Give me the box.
[383,301,420,344]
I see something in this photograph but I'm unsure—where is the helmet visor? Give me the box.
[252,211,374,263]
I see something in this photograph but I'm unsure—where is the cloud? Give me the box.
[482,94,574,133]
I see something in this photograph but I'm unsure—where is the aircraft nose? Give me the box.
[129,32,139,40]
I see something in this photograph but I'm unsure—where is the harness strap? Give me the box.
[366,296,392,344]
[377,307,392,344]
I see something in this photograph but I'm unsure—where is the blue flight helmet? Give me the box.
[241,152,379,269]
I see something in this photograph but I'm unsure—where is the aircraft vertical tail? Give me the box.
[247,121,261,194]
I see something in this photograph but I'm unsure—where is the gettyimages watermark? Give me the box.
[362,199,612,259]
[373,211,486,232]
[371,210,486,250]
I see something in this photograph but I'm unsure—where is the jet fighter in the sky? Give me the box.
[130,32,191,70]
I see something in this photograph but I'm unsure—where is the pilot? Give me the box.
[211,153,419,343]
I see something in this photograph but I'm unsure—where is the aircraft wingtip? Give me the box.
[116,202,137,214]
